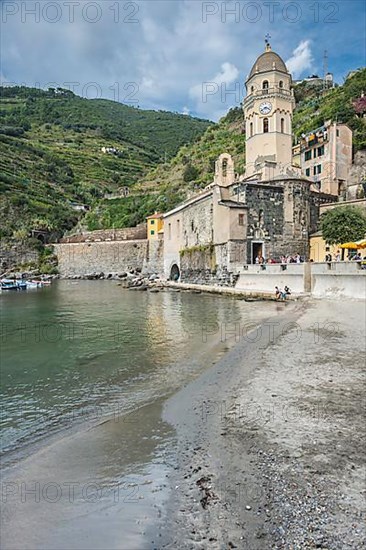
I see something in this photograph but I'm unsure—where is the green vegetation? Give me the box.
[321,206,366,244]
[0,86,211,239]
[180,243,215,256]
[84,191,184,231]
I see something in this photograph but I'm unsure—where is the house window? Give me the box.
[336,129,340,137]
[238,213,244,226]
[222,159,228,177]
[317,145,324,156]
[251,85,254,93]
[313,148,317,158]
[317,164,322,174]
[263,118,269,133]
[150,220,155,224]
[262,80,269,90]
[250,122,253,137]
[150,230,155,235]
[279,80,283,88]
[305,150,311,161]
[280,118,285,133]
[305,168,310,177]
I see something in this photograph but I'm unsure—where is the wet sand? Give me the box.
[1,298,365,549]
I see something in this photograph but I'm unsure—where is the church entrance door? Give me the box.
[252,241,265,263]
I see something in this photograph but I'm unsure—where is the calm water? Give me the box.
[0,281,275,466]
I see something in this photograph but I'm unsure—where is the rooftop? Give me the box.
[248,43,288,80]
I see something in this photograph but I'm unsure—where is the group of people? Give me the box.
[275,286,291,301]
[254,254,303,265]
[325,250,366,263]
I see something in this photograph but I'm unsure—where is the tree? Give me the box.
[183,163,199,182]
[321,206,366,244]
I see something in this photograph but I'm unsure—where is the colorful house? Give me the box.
[147,212,164,240]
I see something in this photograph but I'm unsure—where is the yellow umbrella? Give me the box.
[340,242,358,249]
[355,239,366,249]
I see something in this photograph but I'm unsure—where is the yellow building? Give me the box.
[309,232,341,262]
[146,212,164,240]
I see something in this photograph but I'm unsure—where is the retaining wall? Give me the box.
[54,240,148,277]
[236,262,366,299]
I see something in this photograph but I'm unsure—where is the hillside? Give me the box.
[0,86,211,239]
[85,69,365,231]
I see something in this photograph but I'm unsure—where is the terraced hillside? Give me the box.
[0,87,211,238]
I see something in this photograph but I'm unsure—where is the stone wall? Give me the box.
[54,240,148,277]
[0,242,39,273]
[60,223,147,243]
[179,244,239,287]
[143,240,164,276]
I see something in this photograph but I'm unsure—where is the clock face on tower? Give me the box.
[259,102,272,115]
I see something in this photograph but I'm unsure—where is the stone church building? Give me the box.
[163,42,333,282]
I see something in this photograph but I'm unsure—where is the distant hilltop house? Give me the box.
[293,73,334,88]
[101,146,121,155]
[69,202,90,212]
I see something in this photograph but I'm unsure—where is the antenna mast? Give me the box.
[323,50,328,90]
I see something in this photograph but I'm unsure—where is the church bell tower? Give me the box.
[243,40,295,178]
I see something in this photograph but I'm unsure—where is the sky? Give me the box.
[1,0,365,121]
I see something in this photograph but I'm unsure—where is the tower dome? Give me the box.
[248,44,288,80]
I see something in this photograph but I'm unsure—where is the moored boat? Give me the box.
[1,279,18,290]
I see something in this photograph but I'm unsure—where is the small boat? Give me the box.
[26,281,41,289]
[16,280,27,290]
[1,279,18,290]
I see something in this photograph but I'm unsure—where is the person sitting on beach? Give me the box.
[275,286,281,300]
[284,286,291,296]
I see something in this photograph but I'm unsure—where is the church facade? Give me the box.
[163,43,334,283]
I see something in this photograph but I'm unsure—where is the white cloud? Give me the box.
[286,40,314,78]
[189,62,240,120]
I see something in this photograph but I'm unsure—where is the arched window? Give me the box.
[251,85,254,93]
[279,80,283,89]
[262,80,269,90]
[222,159,228,177]
[250,122,253,137]
[263,118,269,133]
[280,118,285,133]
